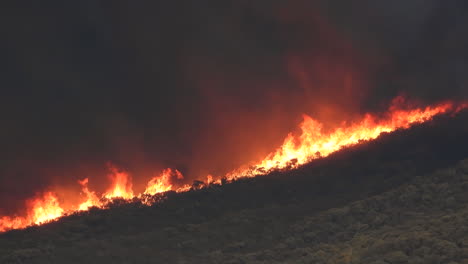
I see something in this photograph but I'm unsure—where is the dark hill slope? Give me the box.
[1,111,468,264]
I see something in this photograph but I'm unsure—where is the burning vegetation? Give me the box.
[0,97,467,232]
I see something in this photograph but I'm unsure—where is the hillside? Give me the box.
[1,111,468,264]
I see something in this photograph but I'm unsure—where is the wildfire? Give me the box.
[0,97,466,233]
[226,97,456,179]
[144,168,183,195]
[78,178,101,211]
[0,192,64,232]
[103,165,134,200]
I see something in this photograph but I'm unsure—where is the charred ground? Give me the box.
[1,111,468,264]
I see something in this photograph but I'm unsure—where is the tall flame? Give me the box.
[226,98,456,179]
[0,192,64,232]
[29,192,64,225]
[78,178,101,211]
[144,168,183,195]
[103,165,134,199]
[0,97,467,233]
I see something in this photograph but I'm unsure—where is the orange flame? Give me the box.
[103,165,134,199]
[29,192,64,225]
[144,168,183,195]
[78,178,101,211]
[0,97,467,233]
[175,184,192,193]
[0,192,65,232]
[206,175,214,185]
[226,98,457,179]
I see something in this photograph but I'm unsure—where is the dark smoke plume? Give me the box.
[0,0,466,213]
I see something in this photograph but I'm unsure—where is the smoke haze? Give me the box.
[0,0,467,213]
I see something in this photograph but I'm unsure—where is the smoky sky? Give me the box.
[0,0,467,212]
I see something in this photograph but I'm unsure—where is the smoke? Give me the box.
[0,0,466,213]
[320,0,468,102]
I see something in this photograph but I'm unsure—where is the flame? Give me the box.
[206,175,214,185]
[78,178,101,211]
[103,165,134,199]
[29,192,64,224]
[0,192,64,232]
[0,97,467,232]
[144,168,183,195]
[226,97,457,179]
[175,184,192,193]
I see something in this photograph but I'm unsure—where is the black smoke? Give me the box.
[0,0,466,213]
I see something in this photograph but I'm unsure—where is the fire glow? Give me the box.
[1,97,466,232]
